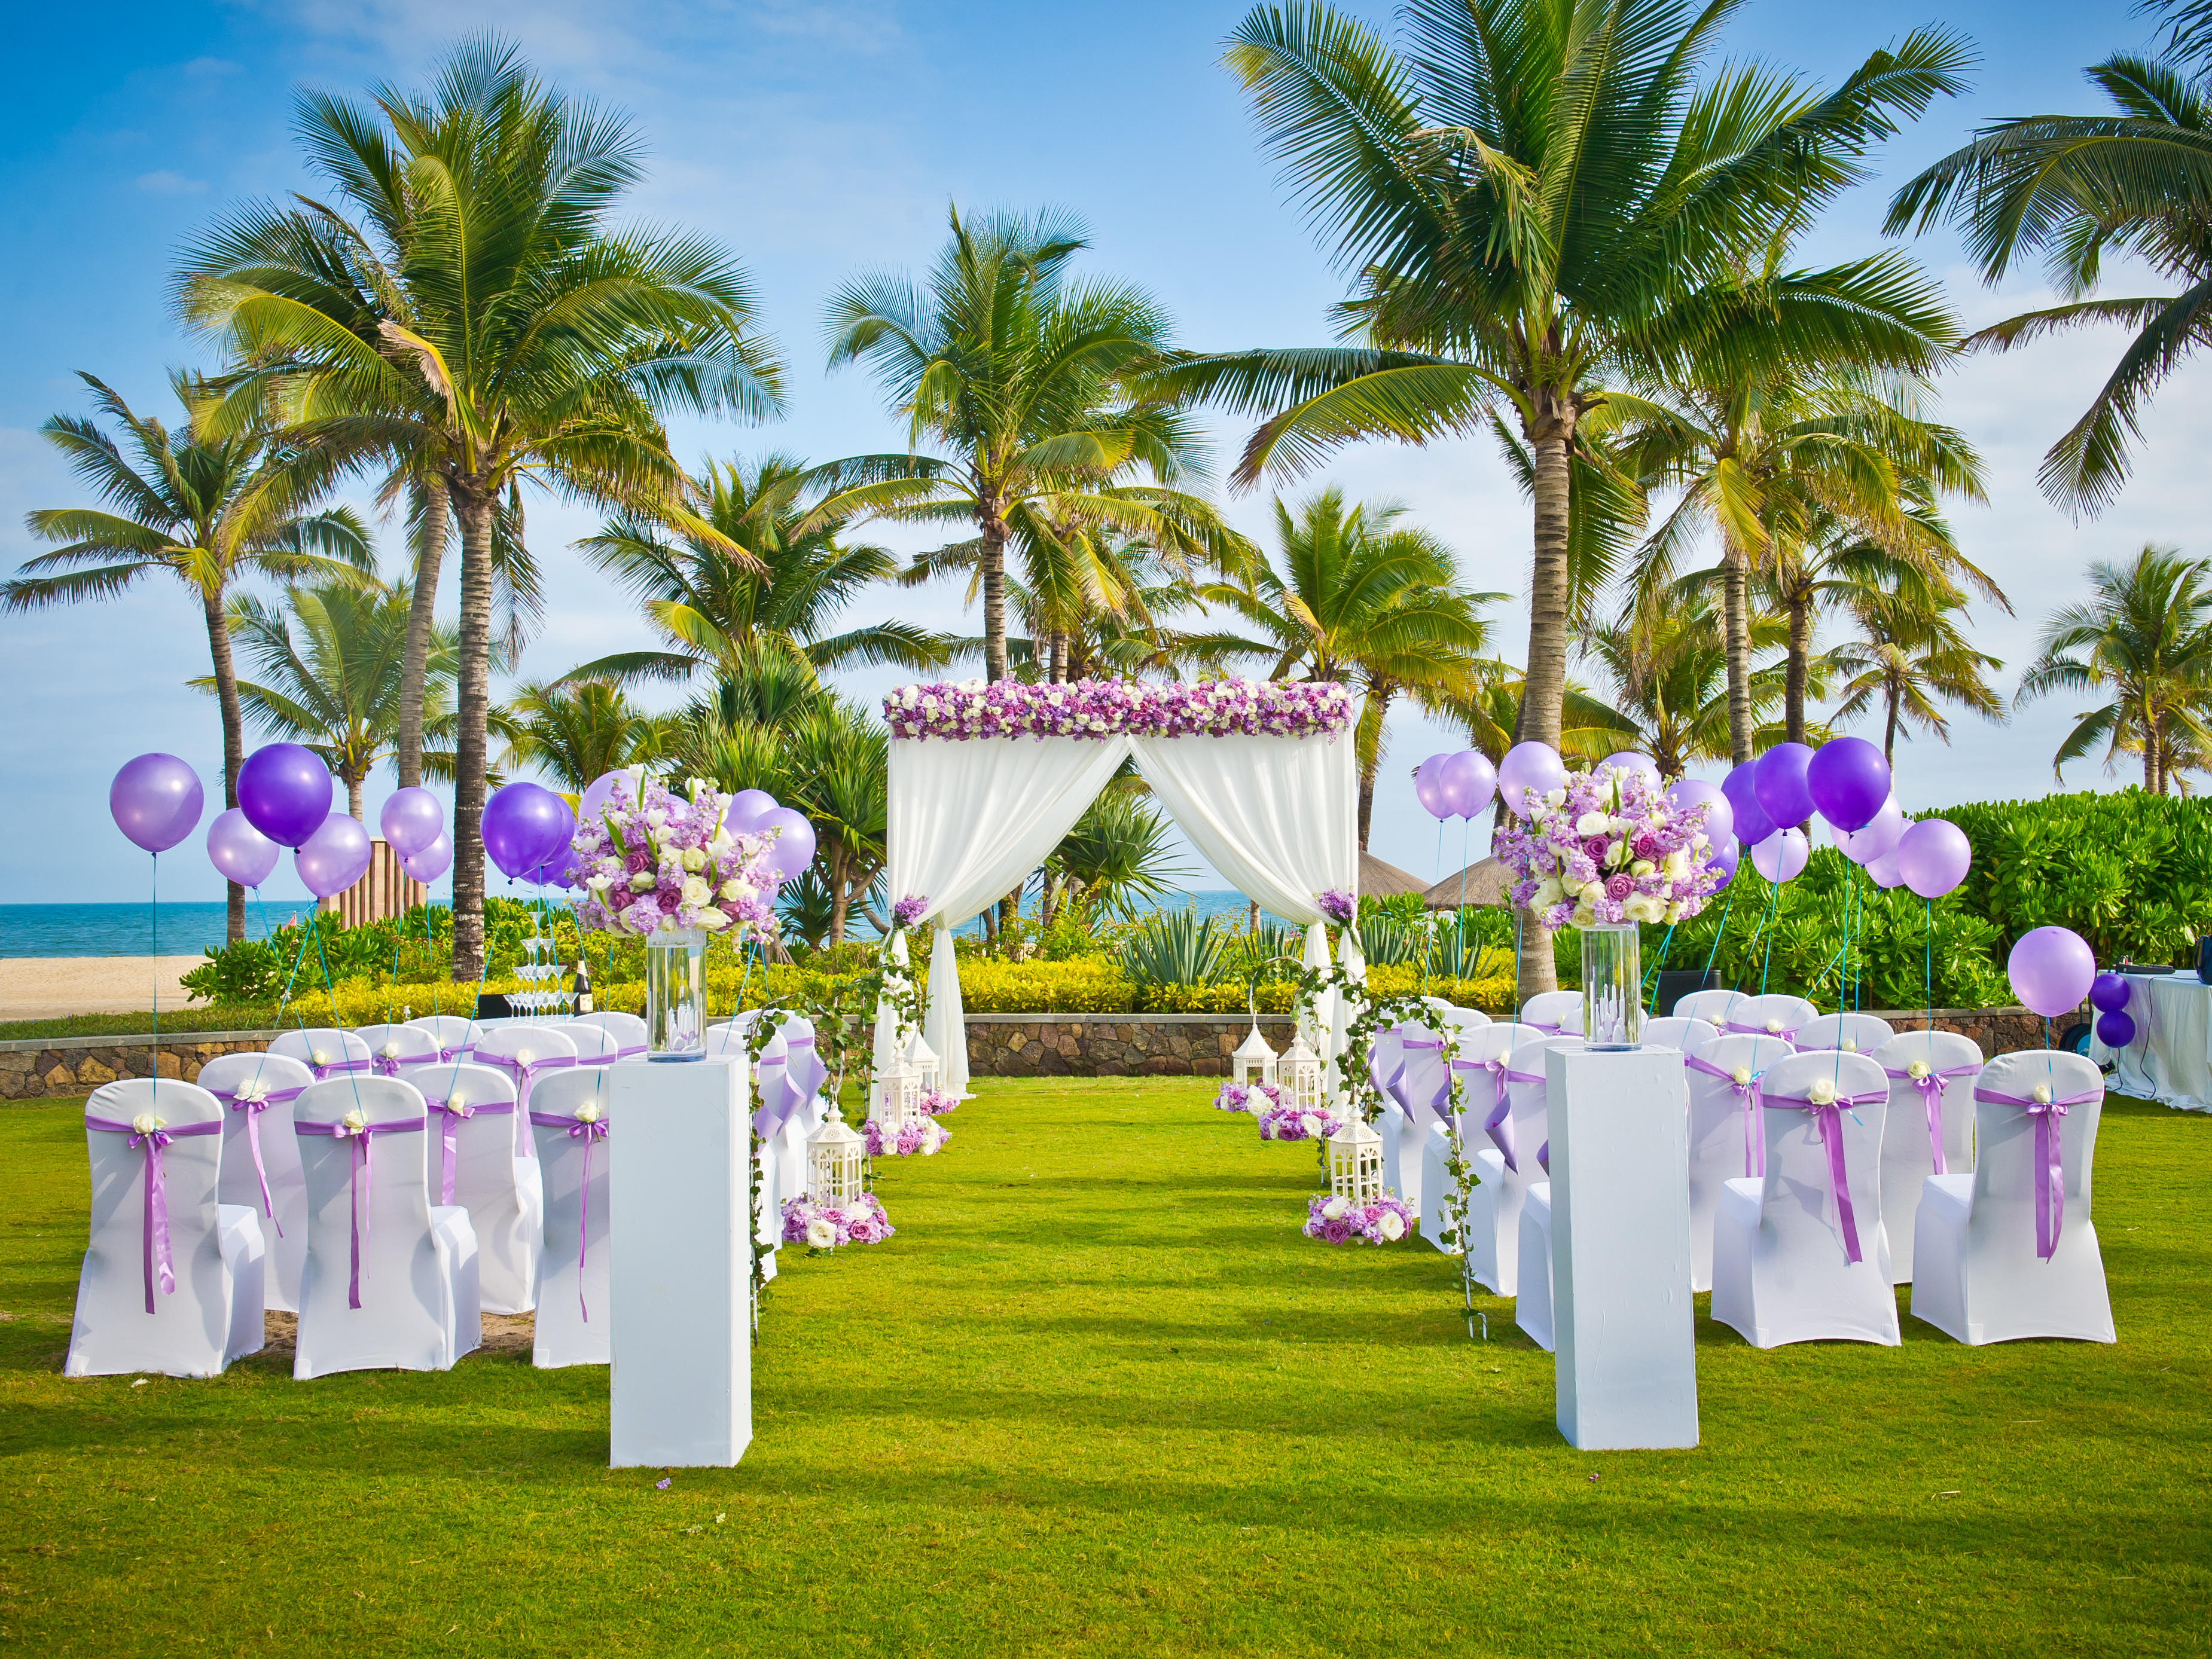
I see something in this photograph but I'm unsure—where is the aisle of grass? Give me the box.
[1,1078,2208,1656]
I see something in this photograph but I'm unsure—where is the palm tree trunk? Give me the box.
[1722,545,1753,765]
[396,474,449,790]
[981,515,1009,684]
[1356,686,1392,851]
[1884,681,1902,766]
[450,481,496,981]
[346,773,365,822]
[202,588,248,945]
[828,848,852,947]
[1049,630,1069,685]
[1517,422,1573,1001]
[1784,594,1810,747]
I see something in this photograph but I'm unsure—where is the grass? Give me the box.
[1,1078,2207,1657]
[0,1009,291,1043]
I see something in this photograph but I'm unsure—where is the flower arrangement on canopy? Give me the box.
[1302,1192,1415,1245]
[781,1192,893,1249]
[883,677,1353,741]
[1497,762,1725,931]
[565,775,786,938]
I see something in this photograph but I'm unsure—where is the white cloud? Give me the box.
[134,170,207,194]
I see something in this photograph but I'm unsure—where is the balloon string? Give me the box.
[1758,881,1780,997]
[1646,922,1676,1016]
[1702,885,1736,977]
[1924,897,1934,1032]
[149,852,158,1106]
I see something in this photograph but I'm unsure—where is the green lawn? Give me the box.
[1,1079,2207,1657]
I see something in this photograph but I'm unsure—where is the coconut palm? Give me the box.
[4,372,371,941]
[1830,578,2006,768]
[1457,673,1640,775]
[174,37,785,978]
[493,679,673,793]
[2016,545,2212,795]
[1582,598,1801,780]
[204,576,460,821]
[1043,790,1189,925]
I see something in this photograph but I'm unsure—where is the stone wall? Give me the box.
[0,1034,277,1101]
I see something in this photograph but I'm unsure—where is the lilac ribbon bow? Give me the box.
[1686,1052,1768,1177]
[86,1115,221,1313]
[1395,1036,1451,1125]
[476,1051,576,1120]
[1460,1056,1543,1171]
[416,1095,518,1205]
[529,1111,609,1321]
[294,1116,426,1308]
[370,1050,433,1077]
[306,1055,372,1083]
[782,1035,828,1128]
[1760,1088,1887,1264]
[1975,1086,2097,1260]
[1883,1063,1981,1177]
[207,1083,306,1233]
[752,1044,792,1139]
[1722,1019,1801,1043]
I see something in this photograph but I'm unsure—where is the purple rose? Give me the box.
[1633,832,1663,862]
[1604,873,1634,902]
[1583,836,1610,864]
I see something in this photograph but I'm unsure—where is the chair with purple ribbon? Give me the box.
[1516,1180,1555,1352]
[290,1077,480,1379]
[268,1027,373,1082]
[1423,998,1492,1038]
[555,1023,625,1067]
[565,1010,649,1060]
[1672,988,1746,1028]
[1366,1021,1412,1206]
[471,1025,581,1161]
[65,1080,267,1379]
[1465,1035,1581,1296]
[1911,1050,2115,1344]
[521,1067,614,1368]
[1519,991,1582,1039]
[1381,1023,1450,1220]
[199,1051,315,1314]
[1683,1033,1795,1291]
[1718,993,1819,1046]
[769,1017,829,1215]
[1872,1030,1983,1285]
[1423,1023,1544,1255]
[1641,1015,1719,1056]
[1796,1012,1899,1055]
[703,1014,760,1060]
[353,1023,441,1076]
[407,1015,484,1064]
[394,1059,539,1315]
[1711,1049,1900,1348]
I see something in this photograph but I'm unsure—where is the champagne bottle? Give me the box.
[572,956,594,1016]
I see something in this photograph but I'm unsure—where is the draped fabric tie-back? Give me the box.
[1685,1053,1769,1177]
[1450,1055,1543,1171]
[1394,1037,1451,1126]
[1975,1086,2098,1260]
[781,1035,827,1130]
[207,1085,307,1230]
[415,1095,517,1206]
[1759,1089,1887,1264]
[529,1113,609,1321]
[294,1117,426,1308]
[85,1116,221,1313]
[1883,1063,1981,1177]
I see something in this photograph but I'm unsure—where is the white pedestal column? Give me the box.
[1548,1045,1698,1450]
[608,1058,752,1467]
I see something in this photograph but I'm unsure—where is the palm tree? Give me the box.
[1886,7,2212,515]
[493,679,673,793]
[1202,488,1500,848]
[1583,598,1800,780]
[3,372,370,941]
[1458,673,1639,775]
[203,576,458,820]
[175,37,786,979]
[2016,545,2212,794]
[1830,578,2006,768]
[1043,790,1189,925]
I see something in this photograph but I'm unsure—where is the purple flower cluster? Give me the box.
[892,894,930,930]
[1495,763,1725,931]
[883,677,1353,741]
[781,1192,893,1248]
[567,774,788,940]
[1214,1079,1284,1113]
[916,1089,961,1117]
[1302,1191,1416,1245]
[864,1116,950,1157]
[1317,888,1356,925]
[1258,1099,1345,1141]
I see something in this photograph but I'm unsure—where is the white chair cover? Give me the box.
[1640,1016,1719,1055]
[1871,1029,1983,1284]
[406,1015,483,1062]
[199,1051,315,1313]
[1796,1012,1898,1055]
[1378,1022,1448,1216]
[471,1025,581,1159]
[289,1077,480,1379]
[1464,1035,1579,1296]
[1518,991,1582,1037]
[1425,1000,1491,1036]
[65,1080,265,1378]
[563,1009,649,1059]
[353,1022,441,1075]
[1722,994,1820,1044]
[767,1016,828,1214]
[1673,987,1750,1028]
[554,1023,624,1065]
[396,1059,541,1315]
[1711,1050,1899,1347]
[1911,1050,2115,1343]
[1682,1033,1796,1292]
[704,1014,760,1059]
[1515,1180,1555,1352]
[523,1067,615,1368]
[269,1027,373,1081]
[1421,1022,1546,1252]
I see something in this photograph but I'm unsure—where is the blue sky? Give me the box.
[2,0,2202,908]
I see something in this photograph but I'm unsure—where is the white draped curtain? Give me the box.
[874,730,1359,1098]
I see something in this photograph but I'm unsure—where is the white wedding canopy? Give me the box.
[871,683,1360,1098]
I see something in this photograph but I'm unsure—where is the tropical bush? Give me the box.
[1117,909,1231,987]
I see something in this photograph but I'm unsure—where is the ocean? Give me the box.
[0,903,292,958]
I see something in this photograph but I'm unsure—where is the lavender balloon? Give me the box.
[237,744,334,848]
[1666,778,1734,849]
[1753,742,1816,829]
[579,769,628,830]
[1750,827,1809,884]
[526,796,578,886]
[755,807,816,880]
[1895,818,1972,899]
[2089,972,2131,1014]
[1806,736,1890,832]
[400,832,452,885]
[109,753,205,853]
[1414,755,1451,820]
[1497,741,1565,817]
[2097,1009,2137,1050]
[1601,750,1661,789]
[722,787,779,835]
[2008,925,2096,1018]
[205,808,279,887]
[295,812,373,899]
[1865,848,1906,889]
[1705,834,1741,887]
[1837,795,1905,865]
[482,782,572,880]
[1439,748,1497,818]
[379,786,445,858]
[1722,760,1776,848]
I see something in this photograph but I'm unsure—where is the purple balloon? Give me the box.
[1667,778,1734,848]
[579,769,628,830]
[1722,760,1776,848]
[2089,972,2131,1014]
[1601,751,1662,789]
[237,744,333,848]
[1807,737,1891,833]
[401,832,452,885]
[1439,748,1497,818]
[482,781,572,881]
[526,796,578,887]
[1413,755,1451,820]
[723,788,779,835]
[2008,925,2097,1018]
[1704,835,1741,887]
[1497,741,1566,818]
[755,806,816,881]
[2097,1009,2137,1049]
[109,753,204,854]
[1753,742,1816,830]
[379,786,445,858]
[205,808,279,887]
[1895,818,1972,899]
[1865,848,1906,889]
[295,812,373,899]
[1838,795,1904,865]
[1750,827,1809,884]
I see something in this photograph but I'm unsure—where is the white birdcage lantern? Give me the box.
[807,1105,867,1205]
[1279,1033,1326,1113]
[874,1050,922,1130]
[1326,1114,1386,1206]
[1232,1025,1279,1088]
[905,1031,941,1100]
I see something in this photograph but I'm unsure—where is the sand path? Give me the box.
[0,958,206,1022]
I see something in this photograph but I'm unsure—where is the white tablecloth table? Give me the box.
[2090,970,2212,1111]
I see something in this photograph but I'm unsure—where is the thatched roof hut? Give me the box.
[1420,856,1512,909]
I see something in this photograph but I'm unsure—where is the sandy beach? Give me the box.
[0,957,205,1022]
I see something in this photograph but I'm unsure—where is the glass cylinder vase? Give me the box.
[645,927,707,1061]
[1580,922,1643,1050]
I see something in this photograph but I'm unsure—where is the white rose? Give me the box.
[1807,1078,1837,1106]
[1573,811,1609,837]
[678,876,710,908]
[1299,1113,1325,1139]
[1663,849,1689,881]
[1625,893,1664,924]
[1908,1061,1930,1080]
[1605,839,1627,864]
[805,1217,837,1249]
[2032,1083,2052,1104]
[697,909,731,931]
[131,1112,163,1136]
[628,871,655,893]
[1378,1209,1406,1241]
[311,1049,331,1067]
[1841,1038,1858,1052]
[1570,897,1595,927]
[721,879,754,902]
[381,1041,404,1058]
[1322,1194,1350,1220]
[1610,816,1636,836]
[340,1107,369,1135]
[1534,878,1563,908]
[1631,859,1655,878]
[681,847,707,872]
[1765,1018,1784,1035]
[1731,1067,1752,1087]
